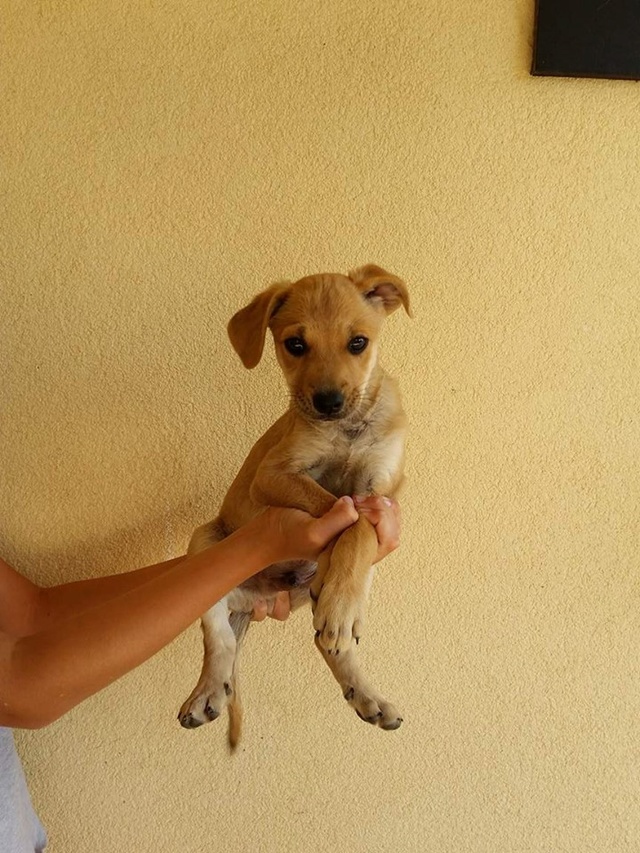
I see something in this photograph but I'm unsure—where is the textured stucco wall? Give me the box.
[2,1,640,851]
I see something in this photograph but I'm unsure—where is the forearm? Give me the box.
[2,528,272,728]
[33,555,185,632]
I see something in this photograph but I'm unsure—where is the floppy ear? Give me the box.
[227,283,291,368]
[349,264,412,317]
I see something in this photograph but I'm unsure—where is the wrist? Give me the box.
[231,513,282,573]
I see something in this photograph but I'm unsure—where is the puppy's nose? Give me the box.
[312,389,345,416]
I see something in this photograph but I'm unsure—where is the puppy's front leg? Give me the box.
[251,462,335,517]
[311,515,378,655]
[253,449,379,655]
[250,449,336,517]
[251,451,343,605]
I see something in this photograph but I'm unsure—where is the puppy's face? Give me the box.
[270,274,383,421]
[227,265,410,422]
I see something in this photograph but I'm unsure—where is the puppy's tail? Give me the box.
[227,611,251,752]
[227,682,242,752]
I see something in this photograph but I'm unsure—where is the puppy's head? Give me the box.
[228,265,410,421]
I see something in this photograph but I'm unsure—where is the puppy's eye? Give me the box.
[348,336,369,354]
[284,337,307,357]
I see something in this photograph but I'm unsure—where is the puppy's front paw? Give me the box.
[344,686,403,731]
[178,679,233,730]
[312,584,365,655]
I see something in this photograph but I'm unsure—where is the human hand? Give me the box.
[251,496,359,564]
[248,497,399,621]
[353,495,401,563]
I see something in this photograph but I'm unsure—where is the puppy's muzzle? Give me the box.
[312,388,345,418]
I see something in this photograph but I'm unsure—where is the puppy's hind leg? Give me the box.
[226,610,251,751]
[178,597,237,729]
[178,517,239,730]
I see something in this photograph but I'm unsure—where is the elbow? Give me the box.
[0,673,65,730]
[0,689,61,729]
[12,714,56,731]
[0,701,58,730]
[20,701,64,728]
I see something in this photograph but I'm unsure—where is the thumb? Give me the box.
[313,496,358,541]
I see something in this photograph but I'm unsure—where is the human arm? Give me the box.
[0,498,358,729]
[10,556,185,638]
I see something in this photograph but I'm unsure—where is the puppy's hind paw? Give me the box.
[178,681,232,730]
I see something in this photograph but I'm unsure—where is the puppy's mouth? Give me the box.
[313,410,347,422]
[292,390,354,422]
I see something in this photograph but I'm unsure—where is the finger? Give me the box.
[251,599,268,622]
[355,496,400,528]
[269,591,291,621]
[353,497,401,562]
[376,508,401,547]
[354,502,383,525]
[353,495,395,512]
[312,496,358,541]
[353,496,392,530]
[372,509,401,561]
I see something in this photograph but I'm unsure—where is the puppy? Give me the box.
[178,265,410,748]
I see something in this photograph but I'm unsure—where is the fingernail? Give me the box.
[353,495,365,504]
[382,497,393,506]
[340,496,355,507]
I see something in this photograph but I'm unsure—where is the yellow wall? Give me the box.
[3,1,640,850]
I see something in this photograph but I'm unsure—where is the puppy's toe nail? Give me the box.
[380,717,403,731]
[204,702,220,721]
[356,710,378,725]
[315,630,321,638]
[223,682,232,696]
[344,687,355,701]
[355,636,360,645]
[179,713,204,730]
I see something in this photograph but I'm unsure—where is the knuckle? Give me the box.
[308,526,323,545]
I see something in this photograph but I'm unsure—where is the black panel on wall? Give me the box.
[532,0,640,80]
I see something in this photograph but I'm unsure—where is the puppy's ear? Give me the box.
[349,265,411,317]
[227,283,290,368]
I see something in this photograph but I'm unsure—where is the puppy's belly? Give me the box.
[240,559,317,595]
[227,560,315,613]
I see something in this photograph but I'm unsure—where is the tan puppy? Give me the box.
[179,265,410,747]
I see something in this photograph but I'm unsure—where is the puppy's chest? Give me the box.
[305,427,401,496]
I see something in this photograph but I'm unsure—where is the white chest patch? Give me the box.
[307,426,404,497]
